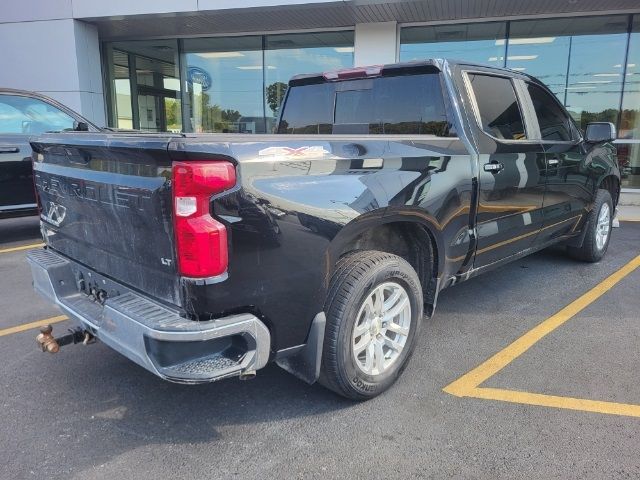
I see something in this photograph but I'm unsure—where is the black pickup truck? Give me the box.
[27,59,620,400]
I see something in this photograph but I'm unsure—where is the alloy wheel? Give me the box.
[352,281,411,376]
[595,203,611,251]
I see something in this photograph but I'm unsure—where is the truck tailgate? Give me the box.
[30,133,182,306]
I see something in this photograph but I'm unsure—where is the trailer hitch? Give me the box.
[36,324,95,353]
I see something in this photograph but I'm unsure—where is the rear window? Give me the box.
[277,73,452,136]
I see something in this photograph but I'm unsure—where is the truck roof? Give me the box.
[289,58,546,88]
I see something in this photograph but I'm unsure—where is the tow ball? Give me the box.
[36,324,95,353]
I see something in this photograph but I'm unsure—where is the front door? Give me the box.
[0,133,32,210]
[524,82,592,243]
[461,71,547,268]
[0,93,76,211]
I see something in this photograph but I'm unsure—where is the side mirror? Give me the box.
[585,122,616,143]
[73,121,89,132]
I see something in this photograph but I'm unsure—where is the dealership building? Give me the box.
[2,0,640,194]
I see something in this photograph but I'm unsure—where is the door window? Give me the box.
[0,95,75,134]
[467,73,527,141]
[527,83,576,141]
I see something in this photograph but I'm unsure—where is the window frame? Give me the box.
[461,69,539,145]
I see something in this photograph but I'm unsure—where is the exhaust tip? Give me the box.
[239,370,257,381]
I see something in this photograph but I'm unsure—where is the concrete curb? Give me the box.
[617,205,640,222]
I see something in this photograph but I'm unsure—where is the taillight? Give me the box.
[172,160,236,278]
[31,162,42,214]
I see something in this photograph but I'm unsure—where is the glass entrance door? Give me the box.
[105,40,181,132]
[137,86,180,132]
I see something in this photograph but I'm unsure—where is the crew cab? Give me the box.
[0,89,98,218]
[27,59,620,400]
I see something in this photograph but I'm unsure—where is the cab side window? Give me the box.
[527,83,575,142]
[0,98,28,134]
[467,73,527,141]
[0,94,75,135]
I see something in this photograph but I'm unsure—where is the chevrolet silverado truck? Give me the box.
[27,59,620,400]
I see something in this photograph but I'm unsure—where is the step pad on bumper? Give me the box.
[167,354,240,376]
[27,248,271,384]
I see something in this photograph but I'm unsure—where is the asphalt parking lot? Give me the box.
[1,215,640,479]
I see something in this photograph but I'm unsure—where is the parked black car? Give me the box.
[27,59,620,400]
[0,89,98,218]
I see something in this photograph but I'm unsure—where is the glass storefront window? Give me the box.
[264,31,354,131]
[620,15,640,188]
[399,22,507,66]
[183,36,264,133]
[508,16,628,130]
[180,33,354,133]
[105,47,133,129]
[105,32,355,134]
[105,40,181,132]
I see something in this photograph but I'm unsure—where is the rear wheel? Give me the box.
[567,189,613,263]
[319,250,424,400]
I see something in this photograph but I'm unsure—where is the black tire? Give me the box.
[319,250,424,400]
[567,189,613,263]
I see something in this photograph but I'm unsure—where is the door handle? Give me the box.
[0,146,19,153]
[548,158,560,166]
[483,162,504,173]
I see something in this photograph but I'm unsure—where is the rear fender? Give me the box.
[325,209,445,296]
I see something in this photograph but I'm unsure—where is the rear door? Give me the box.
[460,69,547,268]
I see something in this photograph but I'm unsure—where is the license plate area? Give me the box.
[68,262,130,304]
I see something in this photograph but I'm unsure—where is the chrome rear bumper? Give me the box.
[27,249,271,384]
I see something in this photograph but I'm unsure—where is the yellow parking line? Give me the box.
[444,254,640,417]
[0,315,68,337]
[470,388,640,418]
[0,243,44,254]
[445,253,640,397]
